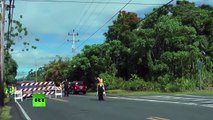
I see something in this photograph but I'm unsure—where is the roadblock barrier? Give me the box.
[14,90,23,102]
[21,81,55,87]
[22,91,55,98]
[55,87,62,98]
[14,81,63,101]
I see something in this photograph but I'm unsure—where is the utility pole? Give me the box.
[0,0,5,107]
[68,29,79,58]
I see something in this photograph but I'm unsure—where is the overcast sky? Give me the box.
[8,0,212,78]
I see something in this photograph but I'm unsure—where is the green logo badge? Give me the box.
[32,94,46,107]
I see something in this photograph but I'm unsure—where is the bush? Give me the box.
[122,74,145,91]
[101,73,162,91]
[164,83,179,92]
[176,78,196,91]
[101,73,125,90]
[123,74,160,91]
[157,74,171,85]
[202,72,213,89]
[145,82,161,91]
[157,74,172,91]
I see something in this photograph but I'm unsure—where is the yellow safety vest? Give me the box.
[11,87,15,94]
[99,79,104,87]
[4,87,8,94]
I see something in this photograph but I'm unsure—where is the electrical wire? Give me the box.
[16,0,164,6]
[74,0,95,31]
[79,0,111,40]
[77,1,99,32]
[137,0,174,24]
[76,0,174,51]
[76,0,133,50]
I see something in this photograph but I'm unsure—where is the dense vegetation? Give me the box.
[26,1,213,92]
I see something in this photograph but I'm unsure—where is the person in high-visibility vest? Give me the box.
[96,75,105,101]
[11,85,15,97]
[4,87,9,97]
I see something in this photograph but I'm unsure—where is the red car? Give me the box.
[69,81,87,94]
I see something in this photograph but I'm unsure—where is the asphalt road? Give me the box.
[15,95,213,120]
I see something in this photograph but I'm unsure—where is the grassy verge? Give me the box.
[87,89,213,96]
[0,98,12,120]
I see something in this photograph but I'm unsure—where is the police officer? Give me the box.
[97,75,105,101]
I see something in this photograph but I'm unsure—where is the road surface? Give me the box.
[14,95,213,120]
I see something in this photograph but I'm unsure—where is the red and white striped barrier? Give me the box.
[55,87,61,90]
[55,87,62,98]
[14,90,23,102]
[14,81,59,101]
[22,91,55,98]
[21,86,55,92]
[21,81,55,87]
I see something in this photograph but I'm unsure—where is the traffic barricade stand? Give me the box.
[55,87,62,98]
[14,90,23,102]
[20,81,56,100]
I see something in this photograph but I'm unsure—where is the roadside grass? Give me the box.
[87,89,213,96]
[0,98,12,120]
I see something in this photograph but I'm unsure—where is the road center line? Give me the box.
[51,98,69,102]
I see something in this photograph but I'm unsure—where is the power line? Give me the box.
[56,40,67,49]
[75,0,95,31]
[76,0,174,51]
[77,1,99,32]
[16,0,164,6]
[79,0,111,39]
[137,0,174,24]
[76,0,133,50]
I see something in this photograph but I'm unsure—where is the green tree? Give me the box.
[104,11,139,47]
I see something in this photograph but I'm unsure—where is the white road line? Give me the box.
[176,94,213,98]
[71,95,213,108]
[15,101,31,120]
[51,98,69,102]
[107,96,199,106]
[142,96,212,101]
[142,96,212,102]
[201,104,213,108]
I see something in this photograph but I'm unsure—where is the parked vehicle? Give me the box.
[69,81,87,94]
